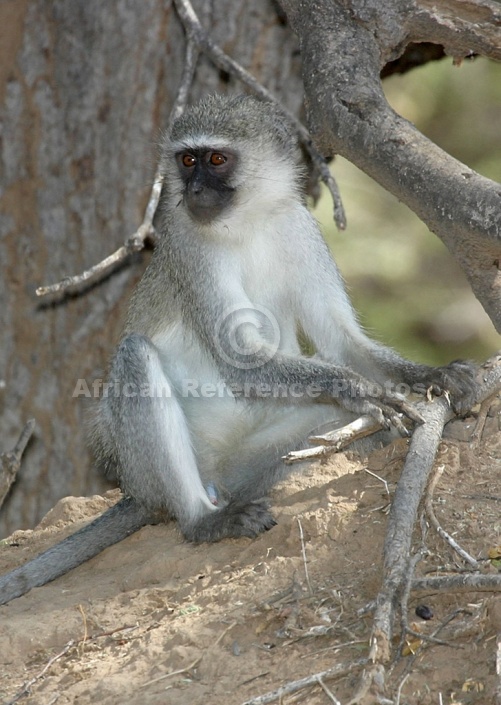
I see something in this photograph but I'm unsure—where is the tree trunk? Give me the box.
[0,0,302,534]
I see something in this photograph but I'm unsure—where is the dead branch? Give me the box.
[283,415,381,464]
[35,182,161,298]
[5,640,76,705]
[276,356,501,704]
[471,390,498,447]
[496,633,501,705]
[36,180,158,296]
[280,0,501,331]
[240,658,367,705]
[425,463,481,569]
[0,419,35,510]
[173,0,346,229]
[35,26,200,299]
[5,623,136,705]
[412,573,501,594]
[36,0,345,300]
[167,37,199,130]
[370,355,501,665]
[393,608,474,699]
[397,549,427,655]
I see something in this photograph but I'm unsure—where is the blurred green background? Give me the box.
[313,56,501,365]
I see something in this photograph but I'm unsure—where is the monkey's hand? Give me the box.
[333,369,424,436]
[183,499,276,543]
[415,360,479,416]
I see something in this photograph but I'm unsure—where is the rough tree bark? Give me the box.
[280,0,501,330]
[0,0,302,534]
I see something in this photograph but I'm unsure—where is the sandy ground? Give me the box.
[0,411,500,705]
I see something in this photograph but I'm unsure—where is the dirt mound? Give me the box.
[1,428,500,705]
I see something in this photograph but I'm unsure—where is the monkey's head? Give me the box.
[160,94,302,227]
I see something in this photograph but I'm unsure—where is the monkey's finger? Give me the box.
[378,406,411,437]
[360,402,409,437]
[381,395,425,425]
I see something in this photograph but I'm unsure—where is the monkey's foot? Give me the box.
[183,499,276,543]
[418,360,479,416]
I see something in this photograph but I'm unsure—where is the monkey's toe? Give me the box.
[184,499,276,544]
[424,360,479,416]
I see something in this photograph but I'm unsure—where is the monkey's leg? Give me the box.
[187,404,347,543]
[107,334,276,542]
[223,404,345,500]
[105,333,218,527]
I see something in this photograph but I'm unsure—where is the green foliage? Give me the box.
[314,57,501,365]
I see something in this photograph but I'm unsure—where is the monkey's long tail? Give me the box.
[0,497,151,606]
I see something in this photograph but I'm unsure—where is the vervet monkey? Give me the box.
[0,94,477,605]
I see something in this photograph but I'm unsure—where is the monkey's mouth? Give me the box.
[185,188,235,223]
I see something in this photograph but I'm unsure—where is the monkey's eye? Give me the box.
[209,153,227,166]
[182,154,196,167]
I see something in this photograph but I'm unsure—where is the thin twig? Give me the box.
[425,463,481,569]
[0,419,36,509]
[5,640,76,705]
[395,673,410,705]
[394,608,472,690]
[140,656,202,688]
[471,390,497,447]
[173,0,346,229]
[5,624,136,705]
[317,675,343,704]
[283,444,337,464]
[141,621,236,688]
[496,633,501,705]
[283,415,381,464]
[167,37,199,130]
[240,658,368,705]
[364,468,390,499]
[397,549,427,656]
[78,604,89,656]
[404,628,461,649]
[297,518,313,594]
[35,182,161,297]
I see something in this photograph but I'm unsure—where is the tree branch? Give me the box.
[35,30,200,299]
[369,355,501,664]
[240,658,367,705]
[412,573,501,594]
[283,415,382,464]
[173,0,346,229]
[0,420,36,509]
[280,0,501,330]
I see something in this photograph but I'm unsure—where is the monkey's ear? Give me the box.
[299,145,334,205]
[151,180,168,237]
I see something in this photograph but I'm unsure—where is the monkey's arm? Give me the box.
[293,223,478,415]
[192,285,422,434]
[0,498,151,605]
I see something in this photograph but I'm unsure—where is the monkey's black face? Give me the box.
[176,148,237,223]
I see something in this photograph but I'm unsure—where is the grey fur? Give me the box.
[0,94,477,605]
